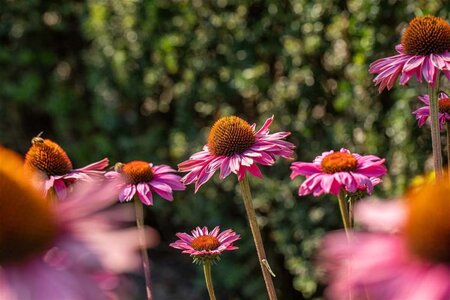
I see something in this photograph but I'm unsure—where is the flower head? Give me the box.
[24,135,109,199]
[178,115,294,192]
[320,180,450,300]
[413,91,450,130]
[290,148,387,196]
[0,146,149,299]
[170,226,240,264]
[369,16,450,92]
[106,161,185,205]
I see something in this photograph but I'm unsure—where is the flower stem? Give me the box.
[134,198,153,300]
[447,122,450,179]
[348,197,355,228]
[337,190,351,239]
[239,177,277,300]
[203,262,217,300]
[428,82,443,178]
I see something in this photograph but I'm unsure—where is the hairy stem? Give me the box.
[203,262,217,300]
[428,82,443,178]
[239,177,277,300]
[134,198,153,300]
[447,122,450,179]
[337,189,351,239]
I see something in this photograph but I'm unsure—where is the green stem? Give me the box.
[203,262,217,300]
[134,198,153,300]
[348,197,355,228]
[428,82,443,178]
[446,122,450,179]
[337,190,351,239]
[239,177,278,300]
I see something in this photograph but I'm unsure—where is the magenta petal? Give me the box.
[76,158,109,172]
[53,179,68,200]
[219,157,232,179]
[149,181,173,201]
[290,162,321,178]
[136,183,153,205]
[119,185,136,202]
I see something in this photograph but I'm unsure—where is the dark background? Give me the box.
[1,0,448,299]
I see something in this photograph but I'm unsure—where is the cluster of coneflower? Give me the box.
[1,15,449,300]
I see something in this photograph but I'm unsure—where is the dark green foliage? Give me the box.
[1,0,448,298]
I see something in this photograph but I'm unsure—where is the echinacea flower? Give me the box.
[170,226,240,300]
[170,226,240,264]
[413,91,450,130]
[290,148,387,196]
[178,115,295,192]
[24,136,108,199]
[369,16,450,92]
[105,161,185,205]
[320,180,450,300]
[0,146,150,300]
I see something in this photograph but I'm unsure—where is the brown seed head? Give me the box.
[321,152,358,174]
[121,161,154,184]
[401,16,450,55]
[25,137,73,177]
[191,235,220,251]
[207,116,255,156]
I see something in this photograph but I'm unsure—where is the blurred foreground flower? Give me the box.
[320,180,450,300]
[413,91,450,130]
[178,115,294,192]
[24,134,108,199]
[290,148,386,197]
[0,146,151,300]
[369,16,450,92]
[179,115,293,300]
[170,226,240,300]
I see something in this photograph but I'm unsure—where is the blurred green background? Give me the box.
[1,0,448,299]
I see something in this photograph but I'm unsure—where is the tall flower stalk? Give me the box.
[447,122,450,176]
[428,83,443,177]
[239,177,277,300]
[203,262,217,300]
[337,189,351,238]
[134,197,153,300]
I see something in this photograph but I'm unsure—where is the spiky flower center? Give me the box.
[191,235,220,251]
[25,137,73,176]
[208,116,255,156]
[438,98,450,114]
[405,181,450,263]
[401,16,450,55]
[121,161,154,184]
[0,147,57,264]
[321,152,358,174]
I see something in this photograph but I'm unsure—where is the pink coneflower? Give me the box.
[413,91,450,130]
[0,146,148,300]
[178,115,294,192]
[105,161,185,205]
[290,148,387,196]
[320,181,450,300]
[171,226,240,300]
[170,226,240,264]
[369,16,450,92]
[24,135,108,199]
